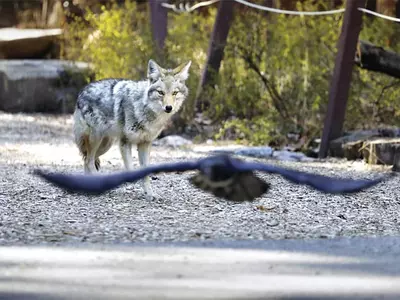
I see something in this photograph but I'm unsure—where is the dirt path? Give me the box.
[0,112,399,246]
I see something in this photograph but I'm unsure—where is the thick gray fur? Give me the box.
[73,59,192,199]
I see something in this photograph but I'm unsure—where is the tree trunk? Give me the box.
[195,0,235,111]
[0,1,18,28]
[396,0,400,18]
[376,0,396,15]
[149,0,168,60]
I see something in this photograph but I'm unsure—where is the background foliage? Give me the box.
[63,0,400,147]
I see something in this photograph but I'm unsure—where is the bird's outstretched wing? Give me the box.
[33,154,390,201]
[33,160,200,195]
[230,159,390,194]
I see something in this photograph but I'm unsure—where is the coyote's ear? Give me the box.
[147,59,163,83]
[174,61,192,82]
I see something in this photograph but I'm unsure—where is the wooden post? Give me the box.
[397,0,400,18]
[0,1,18,28]
[195,0,235,110]
[318,0,365,158]
[149,0,168,56]
[376,0,396,15]
[42,0,49,27]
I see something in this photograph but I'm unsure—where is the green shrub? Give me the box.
[63,1,153,79]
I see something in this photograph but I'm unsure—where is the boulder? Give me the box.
[361,138,400,166]
[0,28,62,59]
[0,60,92,113]
[392,151,400,172]
[329,129,380,158]
[329,128,400,159]
[342,140,364,160]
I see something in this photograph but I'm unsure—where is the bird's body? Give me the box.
[188,156,270,202]
[34,155,390,202]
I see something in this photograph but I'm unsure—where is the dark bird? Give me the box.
[33,154,390,202]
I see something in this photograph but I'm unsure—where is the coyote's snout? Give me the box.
[164,105,172,113]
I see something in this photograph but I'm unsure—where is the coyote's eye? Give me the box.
[157,90,165,96]
[172,91,178,96]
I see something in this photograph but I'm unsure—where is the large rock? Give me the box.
[329,129,380,158]
[0,60,92,113]
[329,128,400,159]
[329,129,400,170]
[361,138,400,166]
[0,28,62,59]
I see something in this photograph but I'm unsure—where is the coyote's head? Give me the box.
[146,59,192,115]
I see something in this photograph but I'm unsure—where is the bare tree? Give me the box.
[195,0,235,110]
[149,0,168,58]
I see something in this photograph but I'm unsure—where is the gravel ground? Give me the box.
[0,112,399,246]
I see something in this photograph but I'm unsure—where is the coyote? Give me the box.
[73,59,192,199]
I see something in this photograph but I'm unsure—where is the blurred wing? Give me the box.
[33,161,200,195]
[233,160,389,194]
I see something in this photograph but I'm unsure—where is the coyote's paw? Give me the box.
[142,175,162,200]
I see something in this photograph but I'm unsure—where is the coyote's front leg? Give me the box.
[137,142,156,200]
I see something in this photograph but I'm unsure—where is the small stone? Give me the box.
[152,135,192,148]
[266,220,279,227]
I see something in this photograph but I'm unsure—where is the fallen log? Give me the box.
[355,40,400,78]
